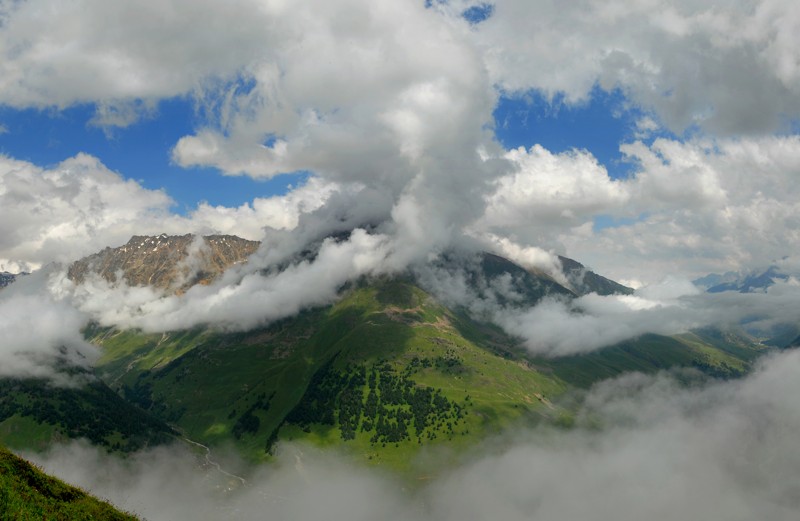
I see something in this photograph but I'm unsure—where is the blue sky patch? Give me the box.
[493,87,671,180]
[0,98,299,213]
[463,4,494,25]
[1,85,672,213]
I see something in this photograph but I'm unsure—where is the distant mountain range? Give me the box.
[64,233,630,298]
[693,265,800,347]
[694,265,792,293]
[0,234,772,474]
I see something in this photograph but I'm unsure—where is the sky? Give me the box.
[1,0,800,352]
[1,0,799,285]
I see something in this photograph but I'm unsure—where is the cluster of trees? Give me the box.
[232,392,274,439]
[0,378,174,451]
[405,352,466,375]
[284,358,468,445]
[690,360,740,379]
[284,359,346,428]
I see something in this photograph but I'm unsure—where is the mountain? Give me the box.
[86,276,760,471]
[698,266,789,293]
[67,233,259,292]
[4,234,767,473]
[2,242,180,453]
[76,238,761,471]
[557,255,633,296]
[545,328,762,388]
[0,444,138,520]
[0,371,177,453]
[86,277,570,470]
[692,271,739,290]
[694,266,800,346]
[64,233,631,299]
[0,272,17,289]
[478,252,577,303]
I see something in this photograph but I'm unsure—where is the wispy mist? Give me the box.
[0,267,96,385]
[27,348,800,520]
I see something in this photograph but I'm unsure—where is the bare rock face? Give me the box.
[67,234,260,291]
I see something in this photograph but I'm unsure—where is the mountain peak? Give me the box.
[557,255,634,296]
[700,265,789,294]
[68,234,259,291]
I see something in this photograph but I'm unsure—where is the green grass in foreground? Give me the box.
[0,445,138,520]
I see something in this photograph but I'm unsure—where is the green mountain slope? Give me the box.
[90,279,568,469]
[3,239,764,471]
[0,445,138,520]
[0,375,176,453]
[87,275,763,471]
[542,332,761,388]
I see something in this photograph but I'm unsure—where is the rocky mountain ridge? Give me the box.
[557,255,633,296]
[705,266,789,293]
[67,234,260,291]
[0,271,18,288]
[66,233,632,301]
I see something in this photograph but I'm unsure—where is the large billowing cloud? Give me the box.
[187,176,341,238]
[1,1,800,375]
[456,0,800,135]
[570,135,800,282]
[1,0,799,282]
[0,153,347,271]
[0,0,271,121]
[171,1,493,177]
[27,348,800,520]
[474,145,630,252]
[64,228,397,332]
[0,269,97,385]
[0,153,175,272]
[168,1,504,275]
[5,1,797,134]
[476,135,800,284]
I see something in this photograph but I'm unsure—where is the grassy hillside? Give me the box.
[89,279,569,468]
[0,445,138,520]
[87,277,763,472]
[541,332,762,388]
